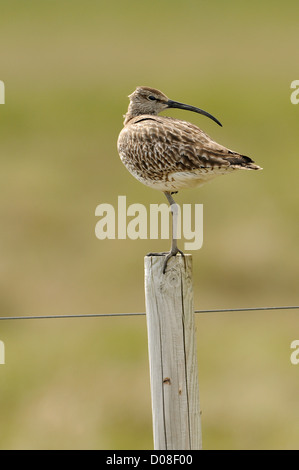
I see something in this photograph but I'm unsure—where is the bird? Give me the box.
[117,86,262,273]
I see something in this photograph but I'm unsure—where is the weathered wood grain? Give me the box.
[144,254,202,450]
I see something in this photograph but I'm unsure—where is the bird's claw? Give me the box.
[147,249,185,274]
[146,251,169,257]
[162,249,185,274]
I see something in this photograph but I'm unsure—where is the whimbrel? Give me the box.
[117,86,262,273]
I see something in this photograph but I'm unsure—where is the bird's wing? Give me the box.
[119,116,257,176]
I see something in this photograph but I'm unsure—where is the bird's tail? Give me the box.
[226,153,262,171]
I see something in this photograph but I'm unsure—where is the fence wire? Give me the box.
[0,305,298,321]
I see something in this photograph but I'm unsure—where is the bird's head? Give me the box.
[128,87,170,116]
[125,86,222,126]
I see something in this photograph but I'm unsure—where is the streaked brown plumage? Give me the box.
[117,86,262,272]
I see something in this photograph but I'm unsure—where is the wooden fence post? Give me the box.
[144,254,202,450]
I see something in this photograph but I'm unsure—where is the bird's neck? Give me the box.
[123,111,137,125]
[124,103,156,125]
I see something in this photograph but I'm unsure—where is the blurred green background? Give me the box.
[0,0,298,449]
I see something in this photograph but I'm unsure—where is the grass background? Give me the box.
[0,0,298,449]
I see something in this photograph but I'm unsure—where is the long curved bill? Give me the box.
[167,99,222,127]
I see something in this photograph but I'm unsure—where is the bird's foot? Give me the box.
[147,248,185,274]
[146,251,170,257]
[162,248,185,274]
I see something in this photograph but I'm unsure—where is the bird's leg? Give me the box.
[147,191,185,274]
[162,191,185,273]
[147,192,185,274]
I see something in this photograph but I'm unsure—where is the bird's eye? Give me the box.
[148,95,156,101]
